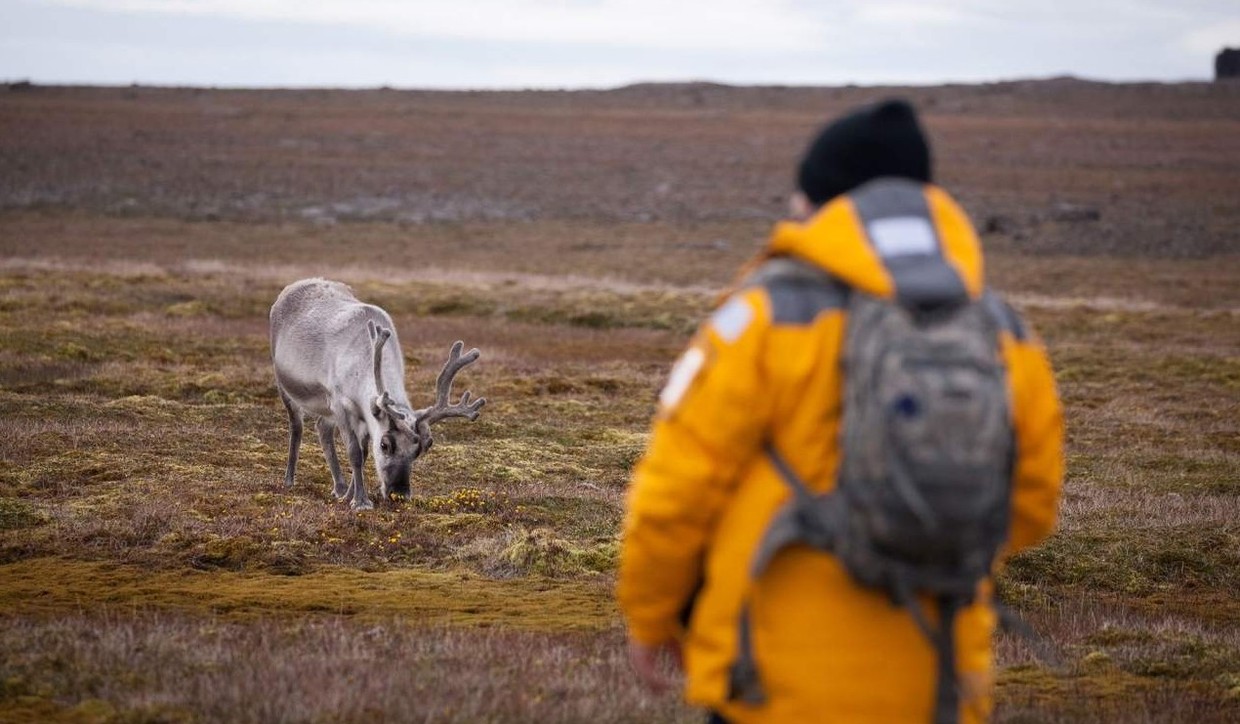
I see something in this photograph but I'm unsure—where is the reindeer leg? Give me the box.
[316,418,348,500]
[344,429,374,511]
[279,389,302,488]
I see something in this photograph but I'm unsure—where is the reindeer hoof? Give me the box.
[350,498,374,511]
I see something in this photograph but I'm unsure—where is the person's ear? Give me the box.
[789,191,815,221]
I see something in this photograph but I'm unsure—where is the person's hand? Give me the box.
[627,636,683,693]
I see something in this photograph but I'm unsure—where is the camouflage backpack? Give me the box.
[728,283,1015,724]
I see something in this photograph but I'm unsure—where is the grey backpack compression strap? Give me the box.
[933,596,962,724]
[764,442,814,503]
[727,607,766,705]
[749,443,828,575]
[727,443,825,705]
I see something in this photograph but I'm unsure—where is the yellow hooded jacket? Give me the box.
[618,178,1064,723]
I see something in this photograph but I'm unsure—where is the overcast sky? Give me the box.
[2,0,1237,89]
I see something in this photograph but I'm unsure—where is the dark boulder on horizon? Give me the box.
[1216,48,1240,80]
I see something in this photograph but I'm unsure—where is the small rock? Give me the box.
[1051,202,1101,223]
[982,214,1016,234]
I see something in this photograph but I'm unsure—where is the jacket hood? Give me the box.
[768,178,984,305]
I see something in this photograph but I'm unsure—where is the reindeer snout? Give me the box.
[382,460,412,501]
[382,483,412,502]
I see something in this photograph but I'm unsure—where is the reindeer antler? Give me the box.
[415,341,486,427]
[368,320,406,420]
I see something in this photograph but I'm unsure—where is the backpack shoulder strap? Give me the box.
[764,441,815,504]
[981,289,1029,341]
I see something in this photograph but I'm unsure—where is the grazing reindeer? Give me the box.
[270,278,485,510]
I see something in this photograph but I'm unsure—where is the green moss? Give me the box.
[1127,637,1240,680]
[66,698,118,722]
[0,558,617,629]
[1005,524,1240,600]
[0,499,48,531]
[1219,672,1240,701]
[163,300,210,317]
[53,342,100,362]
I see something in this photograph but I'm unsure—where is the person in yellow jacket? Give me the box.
[617,99,1063,724]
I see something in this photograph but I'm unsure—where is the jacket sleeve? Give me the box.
[617,288,775,645]
[1000,324,1065,557]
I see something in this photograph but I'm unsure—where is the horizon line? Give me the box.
[1,73,1221,94]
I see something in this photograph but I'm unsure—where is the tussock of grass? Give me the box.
[1004,523,1239,610]
[456,526,618,578]
[164,299,210,317]
[1125,636,1239,680]
[186,534,315,576]
[0,499,47,531]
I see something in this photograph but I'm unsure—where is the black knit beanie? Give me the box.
[796,99,932,206]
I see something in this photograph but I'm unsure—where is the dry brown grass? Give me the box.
[1,240,1234,720]
[994,594,1240,722]
[0,614,694,724]
[1,83,1238,722]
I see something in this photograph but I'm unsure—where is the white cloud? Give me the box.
[849,1,988,28]
[1180,19,1240,55]
[48,0,830,51]
[10,0,1236,86]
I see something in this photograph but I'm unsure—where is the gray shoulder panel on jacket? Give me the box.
[849,177,930,221]
[743,258,848,325]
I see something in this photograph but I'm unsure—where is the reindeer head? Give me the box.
[367,321,486,500]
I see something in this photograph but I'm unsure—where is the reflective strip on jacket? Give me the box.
[617,178,1064,724]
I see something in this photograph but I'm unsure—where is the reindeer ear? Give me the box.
[372,395,386,418]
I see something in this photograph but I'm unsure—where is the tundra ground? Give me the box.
[0,81,1237,722]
